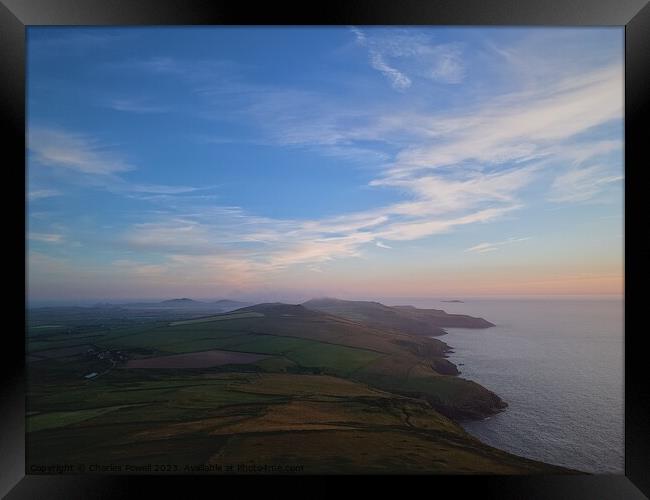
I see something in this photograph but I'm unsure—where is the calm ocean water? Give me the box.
[390,297,624,473]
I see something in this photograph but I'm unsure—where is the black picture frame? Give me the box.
[2,0,648,497]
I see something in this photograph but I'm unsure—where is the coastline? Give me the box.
[26,300,580,474]
[435,298,623,474]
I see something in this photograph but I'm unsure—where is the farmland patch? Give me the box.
[124,349,269,369]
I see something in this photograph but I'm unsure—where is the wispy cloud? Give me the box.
[351,27,465,88]
[28,189,61,201]
[352,27,412,91]
[549,164,623,203]
[372,166,537,216]
[125,184,207,195]
[29,232,64,243]
[27,126,214,199]
[222,44,621,194]
[28,127,133,175]
[117,196,521,286]
[107,98,168,114]
[465,236,532,254]
[427,44,465,84]
[369,52,412,91]
[381,64,623,178]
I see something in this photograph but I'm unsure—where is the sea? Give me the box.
[388,296,624,474]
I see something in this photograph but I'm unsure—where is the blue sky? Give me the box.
[26,27,624,302]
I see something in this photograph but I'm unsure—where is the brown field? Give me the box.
[123,349,269,369]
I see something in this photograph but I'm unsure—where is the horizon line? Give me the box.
[26,292,625,306]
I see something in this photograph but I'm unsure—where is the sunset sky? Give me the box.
[26,27,624,303]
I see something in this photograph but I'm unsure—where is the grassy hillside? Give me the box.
[27,370,566,474]
[26,301,571,474]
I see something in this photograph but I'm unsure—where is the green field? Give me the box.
[286,342,383,375]
[169,311,264,326]
[27,405,144,432]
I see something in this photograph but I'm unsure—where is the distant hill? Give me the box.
[238,302,312,316]
[115,298,207,309]
[303,298,493,336]
[160,298,201,305]
[112,298,251,312]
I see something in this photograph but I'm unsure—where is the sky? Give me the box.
[26,27,624,303]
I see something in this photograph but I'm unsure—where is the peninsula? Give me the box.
[26,298,570,474]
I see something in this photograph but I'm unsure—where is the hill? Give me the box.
[129,302,503,419]
[303,298,494,336]
[160,297,200,304]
